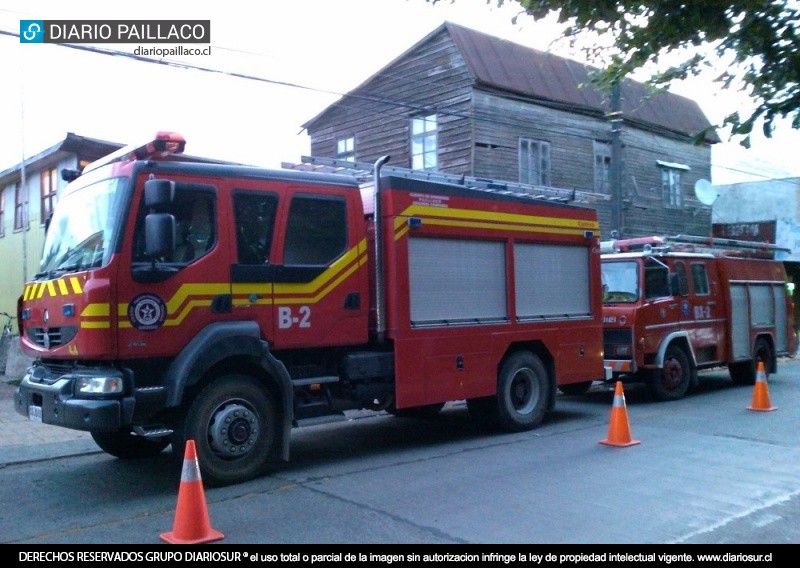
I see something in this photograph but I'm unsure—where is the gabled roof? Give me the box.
[304,22,719,144]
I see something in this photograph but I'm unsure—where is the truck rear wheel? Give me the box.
[650,345,690,401]
[469,351,549,432]
[91,429,170,459]
[173,374,278,487]
[730,337,773,385]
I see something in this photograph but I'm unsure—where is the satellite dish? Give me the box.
[694,179,717,206]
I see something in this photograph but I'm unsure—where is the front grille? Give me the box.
[27,326,78,349]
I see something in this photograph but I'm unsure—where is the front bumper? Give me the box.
[14,365,135,432]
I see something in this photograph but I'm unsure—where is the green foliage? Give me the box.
[429,0,800,146]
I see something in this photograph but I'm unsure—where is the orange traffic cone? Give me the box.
[747,361,776,412]
[160,440,225,544]
[600,381,641,447]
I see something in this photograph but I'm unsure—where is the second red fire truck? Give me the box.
[601,235,796,401]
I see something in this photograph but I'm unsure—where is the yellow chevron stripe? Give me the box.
[165,283,229,313]
[231,283,273,295]
[69,277,83,294]
[57,279,68,295]
[81,303,110,317]
[277,260,361,304]
[165,299,214,326]
[399,204,599,231]
[80,321,110,329]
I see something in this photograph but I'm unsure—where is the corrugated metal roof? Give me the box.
[445,22,719,143]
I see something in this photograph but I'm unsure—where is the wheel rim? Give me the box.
[509,368,538,414]
[661,357,683,391]
[207,399,260,460]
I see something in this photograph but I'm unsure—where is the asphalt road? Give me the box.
[1,359,799,545]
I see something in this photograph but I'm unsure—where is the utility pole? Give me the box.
[19,61,29,292]
[609,80,623,238]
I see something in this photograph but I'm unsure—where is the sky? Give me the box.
[1,0,799,186]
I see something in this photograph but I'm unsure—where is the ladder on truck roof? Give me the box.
[603,234,788,259]
[284,155,609,205]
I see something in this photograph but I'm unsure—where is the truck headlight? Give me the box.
[75,377,124,395]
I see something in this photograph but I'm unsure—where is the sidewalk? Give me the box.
[0,378,99,466]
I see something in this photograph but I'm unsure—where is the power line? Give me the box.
[0,28,793,182]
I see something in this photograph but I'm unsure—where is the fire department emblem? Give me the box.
[128,293,167,331]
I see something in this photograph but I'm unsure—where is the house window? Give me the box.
[0,189,5,237]
[594,141,612,193]
[411,114,437,171]
[14,182,26,230]
[336,137,355,162]
[658,160,690,208]
[40,167,58,223]
[519,138,550,186]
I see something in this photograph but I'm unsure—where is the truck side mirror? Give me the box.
[144,179,175,209]
[145,213,176,258]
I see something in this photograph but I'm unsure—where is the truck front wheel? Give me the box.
[91,429,170,459]
[173,375,278,487]
[650,345,691,401]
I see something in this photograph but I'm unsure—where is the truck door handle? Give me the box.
[344,293,360,310]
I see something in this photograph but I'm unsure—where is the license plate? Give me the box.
[28,405,43,423]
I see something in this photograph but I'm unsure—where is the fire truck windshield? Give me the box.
[601,260,640,303]
[37,177,129,279]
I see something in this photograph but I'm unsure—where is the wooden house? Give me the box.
[301,22,719,238]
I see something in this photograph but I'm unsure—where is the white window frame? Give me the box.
[593,141,612,193]
[658,161,689,208]
[411,114,437,171]
[336,136,355,162]
[519,138,551,186]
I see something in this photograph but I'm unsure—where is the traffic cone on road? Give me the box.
[160,440,225,544]
[747,361,776,412]
[600,381,640,447]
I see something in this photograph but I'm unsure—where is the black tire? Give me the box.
[91,429,170,459]
[468,352,549,432]
[558,381,593,396]
[172,375,278,487]
[388,402,445,418]
[650,344,691,401]
[730,337,773,385]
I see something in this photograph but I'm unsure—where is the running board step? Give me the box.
[292,375,340,387]
[133,425,173,438]
[295,414,348,428]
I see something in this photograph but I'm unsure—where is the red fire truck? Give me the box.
[14,133,607,486]
[601,235,796,401]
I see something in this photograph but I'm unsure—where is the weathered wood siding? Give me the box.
[306,32,474,173]
[471,89,614,232]
[620,128,712,237]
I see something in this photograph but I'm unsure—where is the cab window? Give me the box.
[234,192,278,264]
[284,195,346,265]
[132,186,215,264]
[691,263,710,295]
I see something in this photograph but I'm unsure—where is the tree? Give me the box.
[430,1,800,147]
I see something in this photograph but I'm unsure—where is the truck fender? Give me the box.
[655,332,696,369]
[163,321,294,460]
